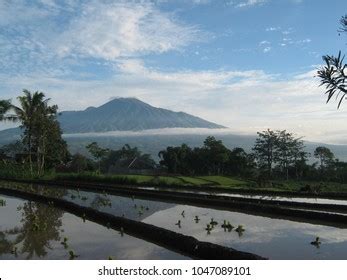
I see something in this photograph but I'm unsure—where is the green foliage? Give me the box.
[253,129,308,180]
[0,100,12,121]
[86,142,109,172]
[0,162,34,179]
[0,90,69,176]
[314,146,335,169]
[158,137,254,177]
[318,15,347,108]
[100,144,156,172]
[0,141,25,158]
[70,154,89,173]
[252,129,278,177]
[86,142,109,160]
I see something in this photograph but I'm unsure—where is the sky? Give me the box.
[0,0,346,143]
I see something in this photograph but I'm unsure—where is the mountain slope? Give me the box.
[58,97,225,133]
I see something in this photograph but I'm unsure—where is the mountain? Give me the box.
[58,97,225,133]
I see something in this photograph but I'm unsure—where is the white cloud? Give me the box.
[235,0,268,8]
[0,0,203,75]
[266,27,280,31]
[263,46,271,53]
[191,0,211,4]
[298,38,312,44]
[55,1,202,60]
[259,40,270,46]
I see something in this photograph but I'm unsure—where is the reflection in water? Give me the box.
[2,181,347,259]
[16,202,63,259]
[0,232,12,255]
[0,196,187,260]
[1,201,63,259]
[144,205,347,259]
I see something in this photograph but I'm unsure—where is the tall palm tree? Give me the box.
[8,90,52,175]
[2,90,65,176]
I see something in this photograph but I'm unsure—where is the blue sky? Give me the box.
[0,0,347,143]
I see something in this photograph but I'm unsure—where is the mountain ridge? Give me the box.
[58,97,225,133]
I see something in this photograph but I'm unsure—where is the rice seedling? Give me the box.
[210,218,218,227]
[205,224,212,234]
[310,237,321,248]
[61,237,69,249]
[0,199,6,207]
[68,250,79,260]
[175,220,181,228]
[82,213,86,223]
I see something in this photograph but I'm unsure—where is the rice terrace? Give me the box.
[1,0,347,262]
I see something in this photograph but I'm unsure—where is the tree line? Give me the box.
[158,130,345,183]
[0,90,346,183]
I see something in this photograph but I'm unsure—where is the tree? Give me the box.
[253,129,307,180]
[158,146,179,173]
[32,98,68,175]
[101,144,155,173]
[253,129,278,177]
[0,141,25,158]
[86,142,109,173]
[5,90,51,174]
[202,136,229,175]
[0,100,11,121]
[44,120,70,170]
[274,130,306,180]
[317,15,347,108]
[1,90,68,176]
[226,147,255,177]
[291,138,309,179]
[314,146,335,170]
[70,153,88,173]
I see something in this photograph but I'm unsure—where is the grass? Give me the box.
[197,176,249,187]
[3,169,347,196]
[5,167,347,194]
[150,176,186,186]
[177,176,212,185]
[50,173,138,185]
[39,172,251,188]
[120,175,154,184]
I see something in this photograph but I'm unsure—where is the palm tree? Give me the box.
[6,90,55,175]
[1,90,66,176]
[10,90,46,174]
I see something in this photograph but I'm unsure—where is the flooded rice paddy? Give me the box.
[1,181,347,260]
